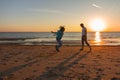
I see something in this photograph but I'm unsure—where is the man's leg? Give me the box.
[80,36,84,50]
[85,36,91,51]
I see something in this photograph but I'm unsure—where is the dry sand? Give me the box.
[0,45,120,80]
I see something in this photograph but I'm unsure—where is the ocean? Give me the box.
[0,32,120,45]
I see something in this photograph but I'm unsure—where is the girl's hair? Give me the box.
[80,23,84,26]
[59,26,65,31]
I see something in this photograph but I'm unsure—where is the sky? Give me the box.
[0,0,120,32]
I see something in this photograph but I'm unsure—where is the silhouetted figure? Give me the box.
[80,23,91,51]
[51,26,65,52]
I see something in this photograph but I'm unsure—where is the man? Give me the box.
[80,23,91,51]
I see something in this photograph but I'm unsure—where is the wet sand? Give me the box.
[0,45,120,80]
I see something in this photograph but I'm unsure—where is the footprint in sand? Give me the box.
[111,77,120,80]
[115,72,120,75]
[24,78,33,80]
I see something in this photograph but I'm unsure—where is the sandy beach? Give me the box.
[0,45,120,80]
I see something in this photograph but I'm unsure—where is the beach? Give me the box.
[0,45,120,80]
[1,0,120,79]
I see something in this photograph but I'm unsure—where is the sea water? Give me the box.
[0,32,120,45]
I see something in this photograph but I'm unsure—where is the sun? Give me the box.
[90,18,106,31]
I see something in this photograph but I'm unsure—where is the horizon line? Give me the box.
[0,31,120,33]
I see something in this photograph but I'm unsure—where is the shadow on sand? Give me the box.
[35,51,90,80]
[0,51,56,78]
[0,60,38,77]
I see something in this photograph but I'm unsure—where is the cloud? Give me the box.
[28,8,64,14]
[92,4,102,9]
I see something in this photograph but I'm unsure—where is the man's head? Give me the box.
[80,23,84,28]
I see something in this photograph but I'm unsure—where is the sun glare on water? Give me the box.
[90,18,106,32]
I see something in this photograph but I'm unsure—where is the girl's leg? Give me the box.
[56,39,62,52]
[57,40,62,48]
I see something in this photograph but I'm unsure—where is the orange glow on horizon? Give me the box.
[0,25,120,32]
[89,18,106,32]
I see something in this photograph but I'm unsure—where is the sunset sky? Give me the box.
[0,0,120,32]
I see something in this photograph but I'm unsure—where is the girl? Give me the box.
[51,26,65,52]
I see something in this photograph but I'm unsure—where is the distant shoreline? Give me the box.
[1,44,120,46]
[0,42,120,46]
